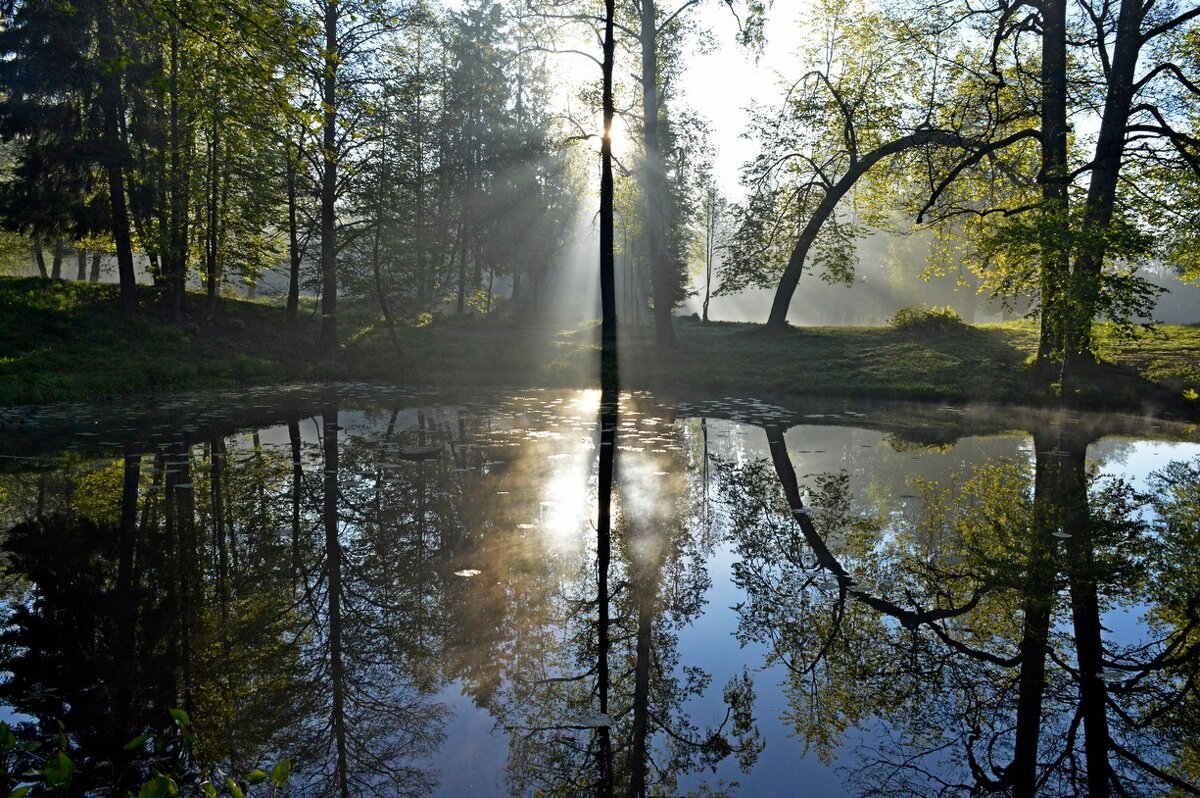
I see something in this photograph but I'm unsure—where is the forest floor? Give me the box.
[3,277,1198,417]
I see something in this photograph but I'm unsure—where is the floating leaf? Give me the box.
[123,734,151,752]
[269,760,291,788]
[138,774,178,798]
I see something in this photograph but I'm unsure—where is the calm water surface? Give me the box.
[1,385,1197,797]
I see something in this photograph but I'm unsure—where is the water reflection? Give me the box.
[0,390,1196,796]
[720,417,1200,797]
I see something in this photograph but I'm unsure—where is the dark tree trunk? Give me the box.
[286,136,302,333]
[51,237,64,279]
[1054,429,1112,798]
[96,0,137,312]
[594,6,617,794]
[1065,0,1143,369]
[319,0,339,358]
[205,117,220,318]
[322,405,350,797]
[76,249,87,280]
[1036,0,1070,366]
[289,417,303,582]
[32,243,48,278]
[90,253,101,282]
[766,129,978,329]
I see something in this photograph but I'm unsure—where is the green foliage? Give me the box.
[888,304,964,332]
[0,716,290,798]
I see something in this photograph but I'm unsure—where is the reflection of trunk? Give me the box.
[629,552,652,798]
[764,424,980,623]
[1009,432,1059,797]
[289,417,303,582]
[165,446,197,713]
[211,437,229,627]
[118,447,140,598]
[323,405,350,797]
[595,341,618,796]
[1051,429,1111,798]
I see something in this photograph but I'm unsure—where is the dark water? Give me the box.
[1,385,1198,797]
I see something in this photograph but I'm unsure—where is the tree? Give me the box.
[0,0,139,310]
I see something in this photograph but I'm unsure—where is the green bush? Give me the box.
[888,305,965,332]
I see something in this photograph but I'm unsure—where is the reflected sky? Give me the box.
[0,387,1197,797]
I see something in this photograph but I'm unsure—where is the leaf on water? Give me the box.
[454,569,482,578]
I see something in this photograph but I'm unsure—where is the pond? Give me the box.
[1,385,1198,797]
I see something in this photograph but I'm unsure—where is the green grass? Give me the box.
[0,278,320,404]
[2,276,1197,417]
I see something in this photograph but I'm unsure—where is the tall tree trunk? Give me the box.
[319,0,339,358]
[206,116,220,318]
[1065,0,1143,369]
[703,184,716,323]
[595,3,617,794]
[456,216,467,315]
[90,252,101,282]
[1036,0,1070,367]
[639,0,676,349]
[96,0,138,312]
[76,248,87,280]
[286,136,302,333]
[166,19,188,323]
[51,237,64,279]
[32,243,48,278]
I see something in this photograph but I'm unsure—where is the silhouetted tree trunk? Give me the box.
[1064,0,1142,372]
[76,249,87,280]
[95,0,137,313]
[1036,0,1070,367]
[319,0,339,358]
[51,238,63,279]
[32,243,47,278]
[286,136,302,334]
[90,253,101,282]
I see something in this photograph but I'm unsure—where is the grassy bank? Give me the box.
[2,277,1197,416]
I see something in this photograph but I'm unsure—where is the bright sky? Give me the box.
[537,0,810,197]
[677,1,808,195]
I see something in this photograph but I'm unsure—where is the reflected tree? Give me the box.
[716,420,1200,797]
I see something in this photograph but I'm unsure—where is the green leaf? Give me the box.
[246,769,266,785]
[41,750,74,789]
[199,781,218,798]
[9,787,32,798]
[269,759,291,788]
[123,734,151,752]
[167,708,190,731]
[0,723,15,754]
[225,777,244,798]
[138,774,178,798]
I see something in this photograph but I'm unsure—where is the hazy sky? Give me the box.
[677,1,807,194]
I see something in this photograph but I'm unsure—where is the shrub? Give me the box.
[888,305,965,332]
